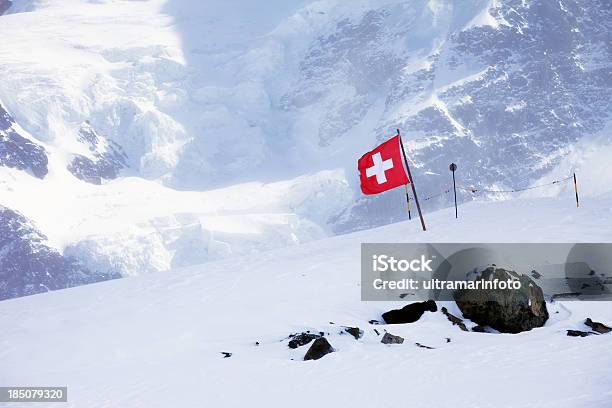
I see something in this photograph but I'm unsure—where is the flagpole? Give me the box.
[397,129,426,231]
[404,183,412,220]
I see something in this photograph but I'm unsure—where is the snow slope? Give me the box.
[1,195,611,408]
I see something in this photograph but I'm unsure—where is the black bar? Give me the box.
[452,169,457,218]
[404,184,411,220]
[574,172,579,208]
[397,129,426,231]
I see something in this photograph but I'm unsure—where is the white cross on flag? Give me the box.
[358,135,409,195]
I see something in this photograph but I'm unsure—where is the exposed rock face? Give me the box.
[67,122,127,185]
[381,333,404,344]
[0,103,48,178]
[303,338,334,361]
[0,0,11,15]
[454,267,549,333]
[382,300,438,324]
[0,206,120,300]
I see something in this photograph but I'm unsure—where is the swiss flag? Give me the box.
[358,135,409,195]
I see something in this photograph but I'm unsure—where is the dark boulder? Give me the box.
[454,267,548,333]
[304,338,334,360]
[566,330,592,337]
[585,318,611,334]
[382,300,437,324]
[288,332,321,349]
[343,327,363,340]
[381,333,404,344]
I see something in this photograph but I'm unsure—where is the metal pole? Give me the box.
[397,129,426,231]
[404,183,411,220]
[573,172,579,208]
[449,163,458,218]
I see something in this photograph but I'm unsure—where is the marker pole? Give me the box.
[449,163,458,218]
[573,172,580,208]
[398,129,426,231]
[404,183,412,220]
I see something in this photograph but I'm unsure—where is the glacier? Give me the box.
[0,0,611,296]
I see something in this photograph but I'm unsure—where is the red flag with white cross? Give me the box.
[358,135,409,195]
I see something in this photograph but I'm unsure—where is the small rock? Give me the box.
[221,352,232,358]
[373,329,380,336]
[441,307,468,331]
[585,318,611,334]
[446,337,451,343]
[566,330,592,337]
[288,332,321,349]
[382,300,438,324]
[415,342,435,349]
[369,319,381,325]
[255,342,260,346]
[304,338,334,360]
[531,270,541,279]
[381,333,404,344]
[343,327,363,340]
[472,325,486,333]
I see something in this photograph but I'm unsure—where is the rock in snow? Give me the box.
[585,318,611,334]
[441,307,468,332]
[288,332,322,349]
[381,333,404,345]
[382,300,438,324]
[343,326,363,340]
[566,330,592,337]
[303,338,334,361]
[454,267,549,333]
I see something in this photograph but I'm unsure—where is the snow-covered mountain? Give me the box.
[0,0,611,298]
